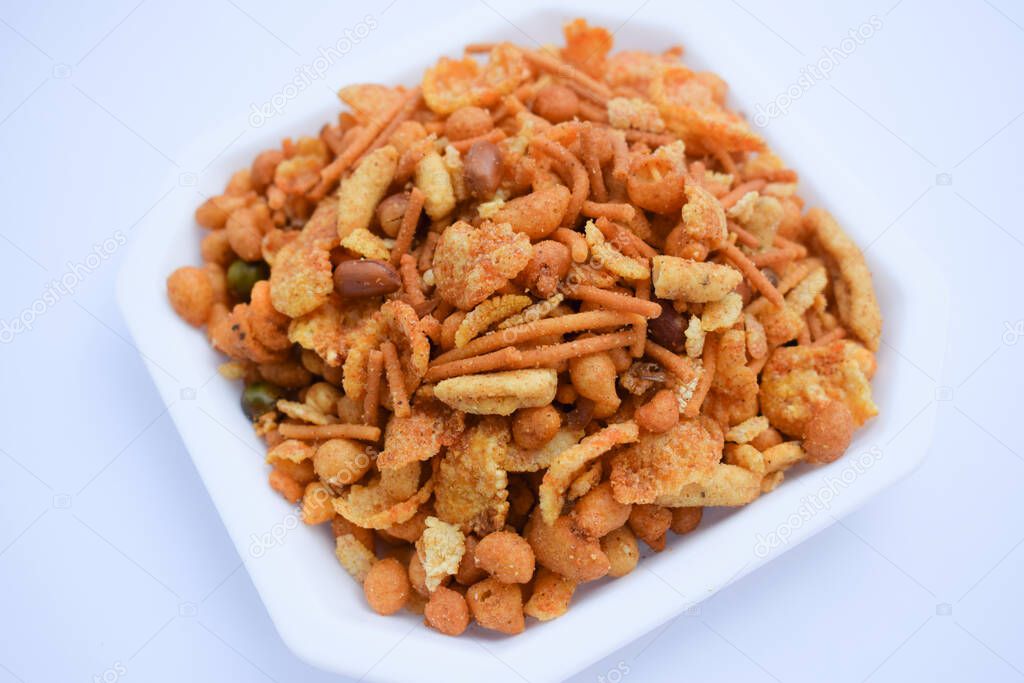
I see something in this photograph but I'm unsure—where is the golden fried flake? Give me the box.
[380,299,431,385]
[806,208,882,351]
[610,416,723,504]
[704,329,759,427]
[377,401,463,470]
[562,18,612,78]
[422,44,529,115]
[432,220,532,310]
[760,339,878,437]
[341,229,390,261]
[333,469,435,530]
[651,64,765,153]
[540,421,639,523]
[267,196,341,317]
[455,294,532,348]
[416,516,465,592]
[653,463,762,507]
[584,221,650,281]
[503,428,584,473]
[607,97,665,133]
[338,83,404,123]
[434,417,510,535]
[434,368,558,416]
[337,146,398,241]
[288,296,345,366]
[335,533,376,583]
[724,415,770,444]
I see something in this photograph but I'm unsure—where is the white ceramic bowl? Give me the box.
[117,5,948,681]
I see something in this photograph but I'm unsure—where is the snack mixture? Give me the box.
[166,19,881,636]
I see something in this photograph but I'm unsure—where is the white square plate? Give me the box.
[117,5,948,681]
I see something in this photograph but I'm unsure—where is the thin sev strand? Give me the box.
[553,228,588,262]
[417,232,438,272]
[521,47,612,102]
[564,284,662,318]
[531,136,588,227]
[359,87,422,161]
[580,128,608,202]
[431,309,636,365]
[380,341,411,418]
[450,128,506,153]
[812,326,847,345]
[683,334,717,418]
[391,187,425,265]
[426,330,634,382]
[721,243,785,309]
[582,201,634,223]
[399,254,426,307]
[363,349,384,426]
[645,340,700,386]
[719,179,767,209]
[314,91,411,197]
[594,216,657,259]
[278,423,381,442]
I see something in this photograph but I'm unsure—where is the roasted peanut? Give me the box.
[647,300,686,353]
[463,140,503,199]
[333,259,402,298]
[376,192,409,238]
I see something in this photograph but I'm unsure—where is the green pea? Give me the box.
[241,381,283,420]
[227,259,269,301]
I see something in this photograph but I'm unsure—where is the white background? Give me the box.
[1,0,1022,681]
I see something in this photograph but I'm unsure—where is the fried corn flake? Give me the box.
[455,294,532,348]
[416,516,465,592]
[434,417,509,535]
[434,368,558,416]
[539,421,639,524]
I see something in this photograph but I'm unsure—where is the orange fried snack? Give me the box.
[167,17,881,636]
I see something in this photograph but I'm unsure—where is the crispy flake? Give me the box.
[434,417,509,535]
[455,294,532,348]
[539,421,639,524]
[415,516,465,592]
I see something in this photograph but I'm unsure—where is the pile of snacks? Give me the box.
[167,19,881,636]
